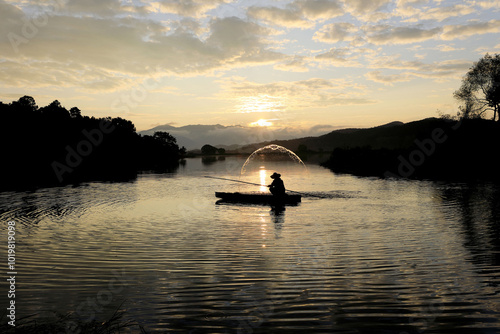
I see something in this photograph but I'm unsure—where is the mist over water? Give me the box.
[1,156,499,333]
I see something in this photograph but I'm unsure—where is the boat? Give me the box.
[215,192,301,205]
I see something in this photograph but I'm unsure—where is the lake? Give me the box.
[1,156,499,333]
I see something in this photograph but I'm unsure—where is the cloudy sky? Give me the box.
[1,0,500,131]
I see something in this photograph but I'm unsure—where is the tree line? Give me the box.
[322,53,500,181]
[0,96,185,190]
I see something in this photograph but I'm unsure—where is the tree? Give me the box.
[201,144,217,155]
[298,144,308,153]
[12,95,38,112]
[110,117,136,133]
[153,131,177,145]
[69,107,82,118]
[454,53,500,121]
[40,100,70,120]
[153,131,179,153]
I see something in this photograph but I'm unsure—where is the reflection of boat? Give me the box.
[215,192,301,205]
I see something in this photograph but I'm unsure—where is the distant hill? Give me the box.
[139,123,338,150]
[320,118,500,181]
[141,118,468,156]
[238,120,422,153]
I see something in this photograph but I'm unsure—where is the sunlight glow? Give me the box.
[251,119,273,127]
[259,215,267,248]
[237,95,284,114]
[259,168,268,192]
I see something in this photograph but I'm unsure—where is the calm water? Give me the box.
[1,156,500,333]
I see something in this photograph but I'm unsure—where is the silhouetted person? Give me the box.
[268,172,285,196]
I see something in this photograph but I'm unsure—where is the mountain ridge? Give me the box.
[238,120,410,153]
[139,123,340,150]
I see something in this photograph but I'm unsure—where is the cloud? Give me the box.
[218,77,374,112]
[247,5,311,29]
[314,47,363,67]
[345,0,391,14]
[360,17,500,46]
[475,43,500,53]
[295,0,344,20]
[152,0,232,18]
[343,0,392,21]
[365,25,442,45]
[0,8,283,89]
[441,20,500,40]
[475,1,500,10]
[312,3,495,46]
[395,2,475,22]
[313,22,358,43]
[248,0,343,28]
[434,44,464,52]
[0,59,138,91]
[63,0,150,16]
[365,70,412,85]
[309,124,339,133]
[274,55,310,72]
[367,55,471,82]
[421,4,475,22]
[1,0,499,129]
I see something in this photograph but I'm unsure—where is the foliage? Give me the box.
[0,96,184,190]
[454,53,500,121]
[200,144,226,156]
[201,144,218,155]
[297,144,308,152]
[322,119,500,181]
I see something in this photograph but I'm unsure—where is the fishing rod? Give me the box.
[204,176,325,198]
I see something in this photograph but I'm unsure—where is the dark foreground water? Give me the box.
[1,157,499,333]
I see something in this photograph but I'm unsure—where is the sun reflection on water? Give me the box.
[259,215,268,248]
[259,167,268,192]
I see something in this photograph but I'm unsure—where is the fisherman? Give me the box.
[268,172,286,196]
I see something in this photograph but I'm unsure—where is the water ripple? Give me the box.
[1,163,499,333]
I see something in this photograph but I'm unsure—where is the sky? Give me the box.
[1,0,500,132]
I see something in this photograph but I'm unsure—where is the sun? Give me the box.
[251,119,273,127]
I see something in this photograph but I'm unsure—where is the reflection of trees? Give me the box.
[435,184,500,268]
[0,183,139,229]
[202,156,217,165]
[202,156,225,165]
[0,96,182,190]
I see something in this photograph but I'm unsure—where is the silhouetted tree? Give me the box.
[69,107,82,118]
[153,131,177,146]
[12,95,38,112]
[454,53,500,121]
[40,100,70,120]
[201,144,217,155]
[110,117,136,133]
[0,96,183,190]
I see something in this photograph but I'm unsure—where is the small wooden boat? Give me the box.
[215,192,301,205]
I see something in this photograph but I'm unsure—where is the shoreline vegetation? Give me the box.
[0,96,185,191]
[2,95,500,191]
[231,117,500,182]
[319,118,500,182]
